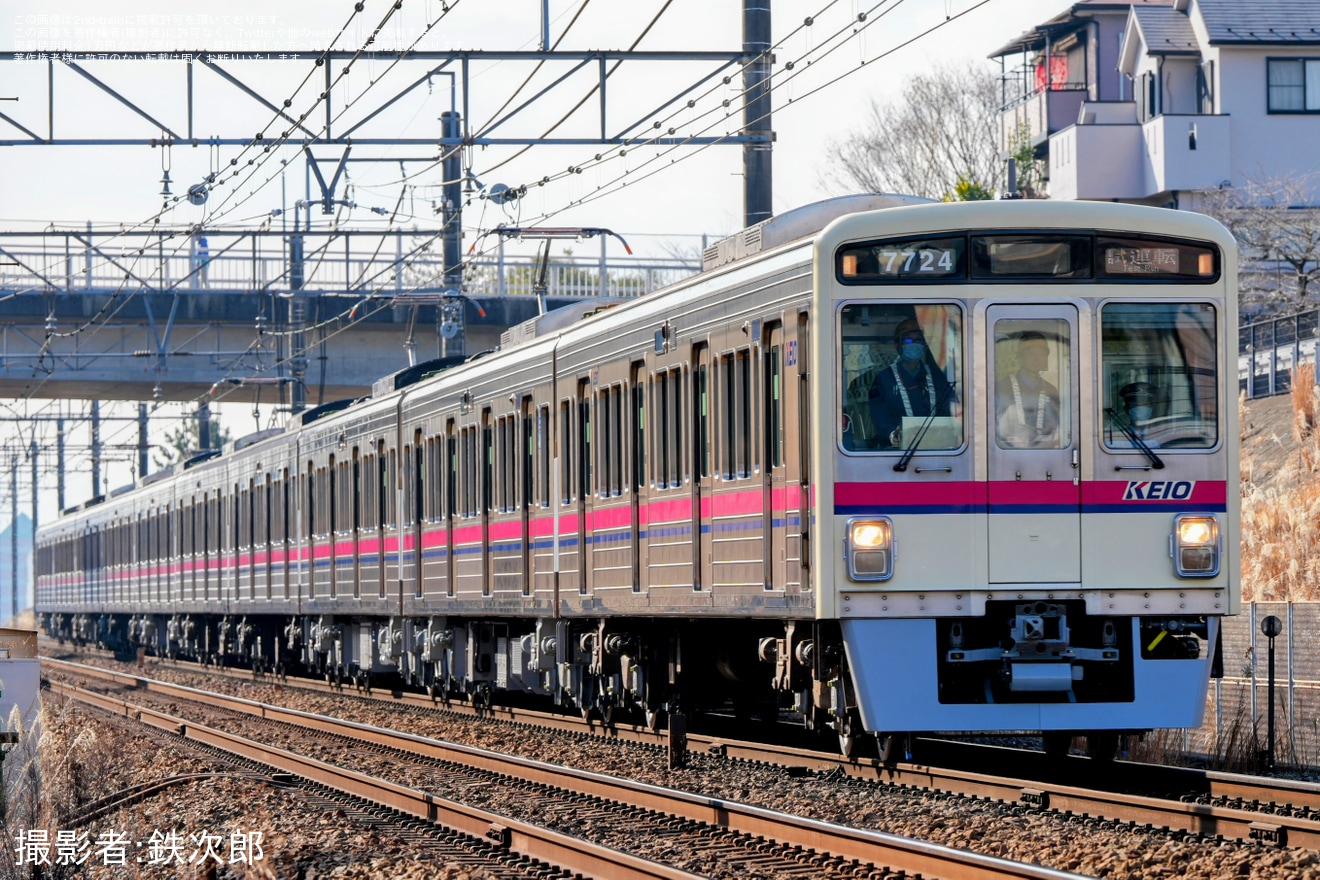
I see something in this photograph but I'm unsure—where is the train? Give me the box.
[36,194,1240,760]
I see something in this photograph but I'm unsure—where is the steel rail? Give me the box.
[45,652,1320,847]
[47,661,1089,880]
[50,679,700,880]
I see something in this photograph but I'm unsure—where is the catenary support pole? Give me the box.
[90,400,101,498]
[742,0,772,226]
[57,417,65,513]
[138,403,149,479]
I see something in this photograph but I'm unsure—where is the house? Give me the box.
[991,0,1320,207]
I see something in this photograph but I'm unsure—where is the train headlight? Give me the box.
[1171,514,1219,577]
[846,517,893,581]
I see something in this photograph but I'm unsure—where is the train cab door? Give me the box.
[763,322,787,591]
[985,305,1081,583]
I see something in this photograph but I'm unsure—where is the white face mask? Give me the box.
[1128,405,1153,422]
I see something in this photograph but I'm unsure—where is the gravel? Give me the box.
[38,653,1320,879]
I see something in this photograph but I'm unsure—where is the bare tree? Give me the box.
[821,63,1002,201]
[1200,174,1320,319]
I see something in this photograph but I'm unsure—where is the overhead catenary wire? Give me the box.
[5,0,1006,503]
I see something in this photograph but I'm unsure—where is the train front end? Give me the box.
[814,201,1239,752]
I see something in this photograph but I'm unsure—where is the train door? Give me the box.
[763,322,786,591]
[521,398,534,597]
[985,304,1081,583]
[692,345,712,593]
[351,449,364,600]
[445,421,457,597]
[789,311,809,590]
[575,380,592,596]
[481,410,493,597]
[410,429,425,605]
[630,363,646,594]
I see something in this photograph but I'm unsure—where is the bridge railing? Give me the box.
[1239,308,1320,399]
[0,227,700,300]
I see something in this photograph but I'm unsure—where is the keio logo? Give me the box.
[1122,480,1195,501]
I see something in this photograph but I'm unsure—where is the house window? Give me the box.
[1268,58,1320,112]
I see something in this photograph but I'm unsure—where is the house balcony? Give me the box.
[997,86,1088,156]
[1048,106,1231,201]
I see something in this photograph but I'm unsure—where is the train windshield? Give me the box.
[1101,303,1219,450]
[840,303,964,452]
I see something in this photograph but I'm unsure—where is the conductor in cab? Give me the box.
[868,318,955,448]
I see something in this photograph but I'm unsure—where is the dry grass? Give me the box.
[1240,364,1320,602]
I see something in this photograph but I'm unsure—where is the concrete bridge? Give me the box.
[0,225,696,405]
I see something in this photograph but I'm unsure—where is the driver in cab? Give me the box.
[868,318,956,449]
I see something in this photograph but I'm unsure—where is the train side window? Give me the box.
[506,415,516,511]
[598,385,623,497]
[721,353,737,479]
[737,348,751,478]
[329,461,339,546]
[1100,302,1219,450]
[613,384,624,494]
[482,413,494,515]
[560,402,572,504]
[577,384,592,500]
[539,405,551,508]
[655,372,669,488]
[413,435,425,525]
[597,388,612,497]
[432,436,445,521]
[386,445,398,528]
[306,463,316,540]
[465,427,478,516]
[232,484,241,555]
[670,367,684,486]
[446,426,458,520]
[632,369,646,492]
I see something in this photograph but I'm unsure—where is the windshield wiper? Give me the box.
[1104,407,1164,470]
[894,381,956,473]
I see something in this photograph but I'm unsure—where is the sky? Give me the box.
[0,0,1065,529]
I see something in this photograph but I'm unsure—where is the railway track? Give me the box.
[47,658,1090,880]
[43,647,1320,852]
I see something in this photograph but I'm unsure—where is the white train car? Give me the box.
[37,195,1238,758]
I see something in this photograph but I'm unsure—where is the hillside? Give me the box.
[1240,372,1320,602]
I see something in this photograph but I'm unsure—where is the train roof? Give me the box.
[701,193,933,271]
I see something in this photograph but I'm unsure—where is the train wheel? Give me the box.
[643,707,662,731]
[1043,732,1073,760]
[1085,731,1119,761]
[875,732,900,763]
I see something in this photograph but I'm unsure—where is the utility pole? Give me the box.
[90,400,101,498]
[440,110,464,360]
[57,417,65,513]
[29,440,36,615]
[289,189,307,415]
[743,0,773,226]
[138,403,149,479]
[9,456,16,621]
